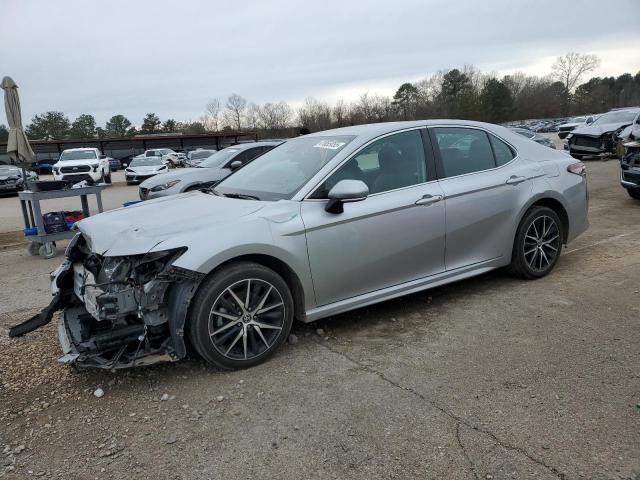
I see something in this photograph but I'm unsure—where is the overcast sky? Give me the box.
[2,0,639,125]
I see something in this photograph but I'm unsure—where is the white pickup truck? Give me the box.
[133,148,183,168]
[52,147,111,184]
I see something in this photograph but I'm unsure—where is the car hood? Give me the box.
[559,122,582,129]
[127,165,167,174]
[54,160,98,168]
[572,122,631,137]
[0,174,21,181]
[140,167,230,187]
[76,192,265,256]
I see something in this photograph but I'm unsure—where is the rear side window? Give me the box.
[489,135,515,166]
[433,127,495,177]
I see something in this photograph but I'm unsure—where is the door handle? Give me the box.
[505,175,527,185]
[415,194,443,206]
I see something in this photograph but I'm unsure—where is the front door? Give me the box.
[302,129,446,307]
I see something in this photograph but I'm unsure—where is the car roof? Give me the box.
[61,147,97,152]
[228,141,282,150]
[304,119,520,143]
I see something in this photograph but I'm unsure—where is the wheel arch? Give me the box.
[198,253,307,323]
[528,197,569,243]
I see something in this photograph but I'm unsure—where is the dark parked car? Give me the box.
[118,154,137,168]
[31,160,56,175]
[620,128,640,200]
[567,108,640,160]
[108,157,122,171]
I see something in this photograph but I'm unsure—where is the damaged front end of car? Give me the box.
[9,233,204,369]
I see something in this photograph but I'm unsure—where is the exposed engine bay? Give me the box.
[9,233,203,369]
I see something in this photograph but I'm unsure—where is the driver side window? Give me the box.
[311,130,427,198]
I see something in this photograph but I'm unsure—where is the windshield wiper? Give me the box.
[222,193,261,201]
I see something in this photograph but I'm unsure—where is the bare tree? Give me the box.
[259,102,293,130]
[224,93,247,131]
[245,103,261,131]
[552,52,601,92]
[205,99,221,131]
[332,99,348,127]
[298,97,332,132]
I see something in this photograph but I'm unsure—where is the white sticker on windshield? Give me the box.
[313,140,346,150]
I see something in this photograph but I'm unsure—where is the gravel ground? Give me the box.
[0,155,639,480]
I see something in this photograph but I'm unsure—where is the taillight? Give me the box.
[567,161,586,176]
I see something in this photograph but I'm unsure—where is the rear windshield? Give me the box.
[59,150,97,161]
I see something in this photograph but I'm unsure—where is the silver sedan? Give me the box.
[22,120,589,370]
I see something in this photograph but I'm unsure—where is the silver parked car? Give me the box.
[139,142,281,200]
[12,121,589,370]
[510,127,556,149]
[124,157,169,184]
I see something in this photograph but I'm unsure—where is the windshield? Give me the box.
[130,158,164,167]
[190,150,213,160]
[571,117,586,123]
[215,135,355,201]
[59,150,97,161]
[593,110,638,125]
[199,148,242,168]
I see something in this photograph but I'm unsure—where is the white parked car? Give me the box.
[133,148,183,168]
[52,148,111,184]
[124,157,169,184]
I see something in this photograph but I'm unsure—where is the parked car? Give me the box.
[620,126,640,200]
[107,157,121,172]
[31,160,56,175]
[557,115,596,139]
[124,157,169,184]
[566,107,640,160]
[510,128,556,149]
[139,142,281,200]
[0,165,37,194]
[185,149,216,167]
[18,120,589,370]
[132,148,183,168]
[52,148,111,184]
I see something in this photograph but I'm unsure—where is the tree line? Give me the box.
[1,52,638,142]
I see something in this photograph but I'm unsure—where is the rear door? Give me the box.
[429,126,535,270]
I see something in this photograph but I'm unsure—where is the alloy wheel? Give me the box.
[523,215,560,272]
[208,279,285,361]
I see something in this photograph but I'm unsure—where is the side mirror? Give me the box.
[325,179,369,214]
[99,154,107,159]
[230,160,242,170]
[586,118,594,124]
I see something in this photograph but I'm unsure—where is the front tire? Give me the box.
[187,262,294,369]
[105,171,112,183]
[508,206,563,279]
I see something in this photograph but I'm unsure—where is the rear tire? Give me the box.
[187,262,294,370]
[627,188,640,200]
[508,206,563,279]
